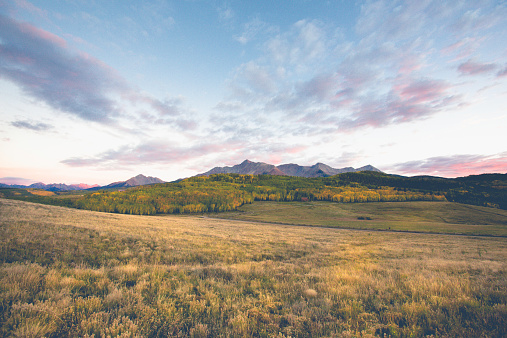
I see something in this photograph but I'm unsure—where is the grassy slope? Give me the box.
[1,198,506,337]
[213,201,507,236]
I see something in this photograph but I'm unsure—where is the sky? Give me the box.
[0,0,506,185]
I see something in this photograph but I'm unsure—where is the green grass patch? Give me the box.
[214,201,507,236]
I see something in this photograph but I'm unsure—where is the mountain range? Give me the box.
[0,174,164,192]
[200,160,381,177]
[0,161,381,192]
[0,182,100,191]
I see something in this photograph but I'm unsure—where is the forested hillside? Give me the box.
[0,171,504,215]
[73,173,445,215]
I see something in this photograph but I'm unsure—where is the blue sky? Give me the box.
[1,0,506,185]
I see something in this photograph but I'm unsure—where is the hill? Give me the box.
[200,159,382,177]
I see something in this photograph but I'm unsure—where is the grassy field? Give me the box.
[214,201,507,237]
[1,198,506,337]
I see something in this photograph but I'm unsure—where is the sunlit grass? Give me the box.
[25,189,56,197]
[1,198,506,337]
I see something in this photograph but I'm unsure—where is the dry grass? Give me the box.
[25,189,55,197]
[1,198,506,337]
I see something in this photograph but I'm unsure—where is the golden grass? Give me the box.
[26,189,55,197]
[1,198,506,337]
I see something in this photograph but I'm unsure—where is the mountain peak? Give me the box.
[124,174,164,187]
[100,174,165,189]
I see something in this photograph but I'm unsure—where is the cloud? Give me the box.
[298,74,337,101]
[331,151,364,168]
[0,14,124,123]
[389,153,507,177]
[61,136,310,171]
[497,65,507,78]
[0,176,37,185]
[234,17,272,44]
[11,0,48,18]
[218,2,492,138]
[10,119,52,131]
[458,60,498,76]
[451,5,505,34]
[356,0,430,42]
[265,19,329,67]
[217,5,234,22]
[61,141,243,168]
[340,78,458,129]
[0,13,188,129]
[442,37,484,61]
[233,61,278,97]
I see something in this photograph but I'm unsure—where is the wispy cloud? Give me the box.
[389,153,507,177]
[61,141,243,168]
[234,17,272,44]
[61,137,311,170]
[217,4,234,22]
[339,78,457,130]
[458,59,498,76]
[496,64,507,78]
[10,119,53,131]
[214,0,507,142]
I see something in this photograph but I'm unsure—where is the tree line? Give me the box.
[69,173,445,215]
[2,171,504,215]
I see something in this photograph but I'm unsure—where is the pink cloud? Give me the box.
[18,21,67,47]
[0,177,37,185]
[285,145,308,154]
[339,78,456,130]
[390,154,507,178]
[396,79,449,103]
[441,37,484,61]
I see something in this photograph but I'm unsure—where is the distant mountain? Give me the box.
[98,174,165,189]
[0,182,99,191]
[29,183,100,191]
[0,183,26,189]
[0,174,165,192]
[199,160,382,178]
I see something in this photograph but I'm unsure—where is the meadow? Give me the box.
[214,201,507,237]
[1,198,506,337]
